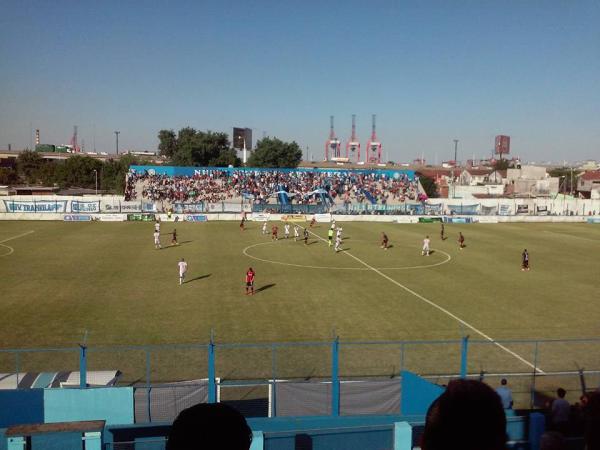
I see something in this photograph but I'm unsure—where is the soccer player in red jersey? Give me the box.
[245,268,255,295]
[458,232,465,249]
[381,232,389,250]
[239,216,245,231]
[271,225,278,241]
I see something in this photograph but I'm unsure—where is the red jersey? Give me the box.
[272,226,278,235]
[245,270,255,283]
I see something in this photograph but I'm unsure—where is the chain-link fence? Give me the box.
[1,337,599,418]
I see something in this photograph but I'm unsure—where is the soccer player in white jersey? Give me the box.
[154,220,160,233]
[336,227,343,240]
[422,235,431,256]
[178,258,188,285]
[262,221,268,235]
[284,223,290,239]
[154,231,162,249]
[335,234,342,252]
[294,224,300,241]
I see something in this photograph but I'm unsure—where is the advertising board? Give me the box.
[396,216,419,224]
[71,201,100,213]
[516,204,529,215]
[97,214,126,222]
[281,214,306,222]
[127,213,156,222]
[312,213,332,223]
[185,215,208,222]
[251,213,270,222]
[3,200,68,213]
[63,215,92,221]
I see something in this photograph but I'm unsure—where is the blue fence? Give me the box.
[2,336,600,418]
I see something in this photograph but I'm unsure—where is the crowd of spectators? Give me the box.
[124,169,421,206]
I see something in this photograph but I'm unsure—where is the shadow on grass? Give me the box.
[254,283,276,293]
[186,274,211,283]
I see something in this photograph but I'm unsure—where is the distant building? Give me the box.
[578,170,600,199]
[459,168,493,186]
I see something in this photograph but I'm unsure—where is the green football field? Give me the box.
[1,219,599,398]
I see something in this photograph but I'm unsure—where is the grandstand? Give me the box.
[124,166,424,214]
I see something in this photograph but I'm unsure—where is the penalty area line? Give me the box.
[307,229,545,375]
[0,230,35,244]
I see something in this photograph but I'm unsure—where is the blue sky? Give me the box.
[1,0,599,163]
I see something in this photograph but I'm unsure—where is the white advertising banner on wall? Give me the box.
[2,200,68,213]
[71,200,100,213]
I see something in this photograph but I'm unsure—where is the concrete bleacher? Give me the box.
[0,371,552,450]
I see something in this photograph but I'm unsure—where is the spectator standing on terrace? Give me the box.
[551,388,570,434]
[421,379,506,450]
[495,378,513,409]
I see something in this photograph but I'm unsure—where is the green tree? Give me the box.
[157,129,177,158]
[209,148,241,167]
[416,173,438,198]
[191,131,230,166]
[54,155,103,189]
[247,137,302,168]
[16,150,45,183]
[493,159,511,171]
[0,167,18,185]
[549,167,580,194]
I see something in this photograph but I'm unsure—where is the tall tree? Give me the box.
[416,173,438,198]
[247,137,302,168]
[16,150,45,183]
[157,129,177,158]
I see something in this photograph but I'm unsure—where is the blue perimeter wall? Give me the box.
[129,165,417,180]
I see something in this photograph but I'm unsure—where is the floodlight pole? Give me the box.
[93,169,98,195]
[114,131,120,155]
[242,137,247,165]
[453,139,459,199]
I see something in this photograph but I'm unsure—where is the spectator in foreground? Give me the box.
[540,431,566,450]
[551,388,570,434]
[496,378,514,409]
[584,391,600,450]
[166,403,252,450]
[421,379,506,450]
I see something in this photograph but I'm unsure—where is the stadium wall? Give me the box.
[1,195,600,220]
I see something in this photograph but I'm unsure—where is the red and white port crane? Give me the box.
[346,114,360,162]
[325,115,341,161]
[365,114,381,164]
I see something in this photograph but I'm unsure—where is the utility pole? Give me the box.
[114,131,120,155]
[453,139,459,199]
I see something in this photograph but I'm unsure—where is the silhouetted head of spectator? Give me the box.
[166,403,252,450]
[557,388,566,399]
[421,379,506,450]
[501,378,507,386]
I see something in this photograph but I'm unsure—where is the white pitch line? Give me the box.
[307,229,545,374]
[0,244,14,257]
[242,241,452,271]
[0,230,35,244]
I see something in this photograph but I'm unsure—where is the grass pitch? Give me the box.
[1,219,599,396]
